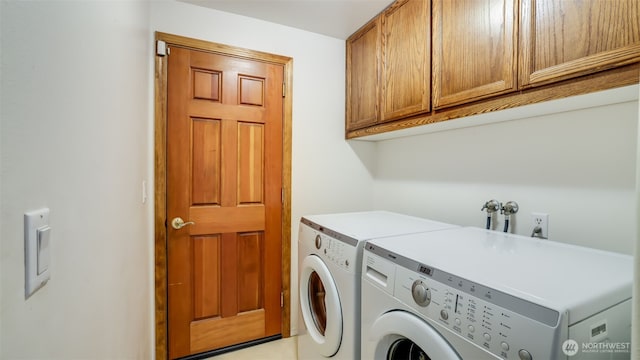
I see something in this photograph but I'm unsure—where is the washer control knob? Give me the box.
[314,234,322,249]
[345,259,349,267]
[468,325,475,333]
[411,280,431,307]
[440,309,449,320]
[518,349,533,360]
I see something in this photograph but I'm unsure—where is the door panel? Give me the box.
[191,118,221,205]
[238,123,264,204]
[193,235,221,319]
[167,46,283,359]
[238,232,263,312]
[190,309,266,353]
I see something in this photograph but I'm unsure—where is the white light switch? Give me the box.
[25,208,51,298]
[37,226,51,275]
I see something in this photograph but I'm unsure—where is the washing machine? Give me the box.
[361,227,633,360]
[297,211,458,360]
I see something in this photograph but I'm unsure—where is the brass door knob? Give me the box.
[171,217,195,230]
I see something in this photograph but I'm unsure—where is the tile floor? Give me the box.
[208,336,298,360]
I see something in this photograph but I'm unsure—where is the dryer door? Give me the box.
[299,254,343,357]
[371,311,462,360]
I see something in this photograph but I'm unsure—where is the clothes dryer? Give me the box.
[361,227,633,360]
[297,211,457,360]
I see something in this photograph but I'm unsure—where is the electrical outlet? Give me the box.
[531,212,549,239]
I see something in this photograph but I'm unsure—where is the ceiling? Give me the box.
[179,0,394,40]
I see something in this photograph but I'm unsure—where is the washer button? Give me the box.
[455,318,461,326]
[518,349,532,360]
[468,325,475,333]
[501,342,510,351]
[440,310,449,320]
[483,333,491,342]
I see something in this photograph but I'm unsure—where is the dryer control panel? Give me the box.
[315,233,354,271]
[299,222,357,273]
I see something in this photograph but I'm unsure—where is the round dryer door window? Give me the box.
[308,271,327,335]
[300,255,342,357]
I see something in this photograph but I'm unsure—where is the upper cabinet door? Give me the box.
[346,18,380,131]
[432,0,517,109]
[519,0,640,88]
[380,0,431,121]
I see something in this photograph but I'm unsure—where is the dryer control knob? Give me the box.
[315,234,322,249]
[411,280,431,307]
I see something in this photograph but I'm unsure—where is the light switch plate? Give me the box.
[25,208,51,298]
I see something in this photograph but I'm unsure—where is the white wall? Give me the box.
[149,0,376,336]
[0,1,152,358]
[371,99,638,254]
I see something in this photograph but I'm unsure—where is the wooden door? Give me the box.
[166,46,283,359]
[432,0,517,108]
[346,17,380,131]
[519,0,640,88]
[380,0,430,121]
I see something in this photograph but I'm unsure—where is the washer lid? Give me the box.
[366,227,633,325]
[302,211,458,243]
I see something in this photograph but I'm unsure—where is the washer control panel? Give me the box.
[364,242,564,360]
[394,265,560,360]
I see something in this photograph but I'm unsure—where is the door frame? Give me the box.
[153,32,293,359]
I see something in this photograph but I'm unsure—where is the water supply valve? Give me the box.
[500,201,519,216]
[500,201,519,233]
[481,199,501,230]
[481,199,500,214]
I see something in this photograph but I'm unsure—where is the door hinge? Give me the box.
[282,82,286,98]
[280,292,284,308]
[156,40,168,56]
[281,188,284,204]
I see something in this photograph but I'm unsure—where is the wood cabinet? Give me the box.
[346,0,640,139]
[346,19,379,131]
[432,0,517,108]
[519,0,640,88]
[346,0,429,131]
[380,0,431,120]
